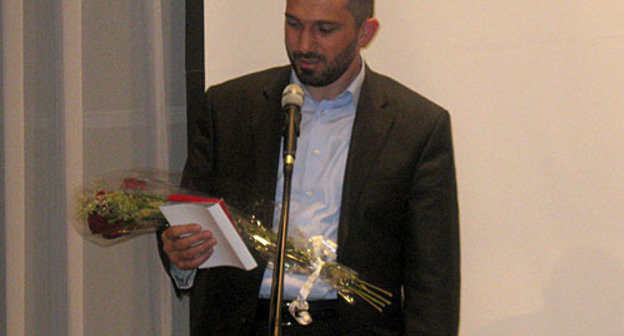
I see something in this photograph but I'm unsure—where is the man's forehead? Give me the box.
[285,0,354,24]
[286,0,349,8]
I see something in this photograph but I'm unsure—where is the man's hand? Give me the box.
[161,224,217,270]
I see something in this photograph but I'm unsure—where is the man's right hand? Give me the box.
[161,224,217,270]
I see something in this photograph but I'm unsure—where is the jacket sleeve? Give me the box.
[180,87,217,193]
[403,111,460,336]
[156,87,216,293]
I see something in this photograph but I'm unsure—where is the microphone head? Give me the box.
[281,84,304,109]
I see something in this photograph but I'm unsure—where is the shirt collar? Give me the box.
[290,57,366,107]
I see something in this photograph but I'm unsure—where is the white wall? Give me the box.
[205,1,624,335]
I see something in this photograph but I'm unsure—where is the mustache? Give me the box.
[292,51,326,62]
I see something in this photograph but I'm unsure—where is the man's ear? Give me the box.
[358,18,379,48]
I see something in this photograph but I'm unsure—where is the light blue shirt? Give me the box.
[170,62,366,299]
[258,64,365,300]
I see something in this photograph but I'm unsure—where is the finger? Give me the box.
[176,248,214,270]
[177,237,217,260]
[174,239,216,269]
[162,226,199,256]
[162,224,202,240]
[171,230,214,251]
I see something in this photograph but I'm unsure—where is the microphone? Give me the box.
[269,84,304,334]
[281,84,304,165]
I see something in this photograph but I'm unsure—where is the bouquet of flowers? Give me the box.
[71,170,392,323]
[71,170,183,246]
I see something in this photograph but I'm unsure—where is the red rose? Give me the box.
[122,177,146,190]
[95,190,109,199]
[88,213,124,239]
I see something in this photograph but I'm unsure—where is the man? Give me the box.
[160,0,460,335]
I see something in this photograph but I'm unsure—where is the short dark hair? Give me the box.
[346,0,374,27]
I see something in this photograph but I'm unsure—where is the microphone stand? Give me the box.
[268,105,300,336]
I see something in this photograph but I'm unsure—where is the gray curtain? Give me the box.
[2,1,189,335]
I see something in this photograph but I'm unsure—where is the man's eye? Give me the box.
[286,20,301,28]
[318,26,336,34]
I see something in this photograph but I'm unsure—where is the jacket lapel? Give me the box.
[249,67,291,226]
[338,68,397,250]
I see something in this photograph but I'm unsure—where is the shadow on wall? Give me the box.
[472,247,624,336]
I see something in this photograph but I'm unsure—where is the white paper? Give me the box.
[160,203,257,270]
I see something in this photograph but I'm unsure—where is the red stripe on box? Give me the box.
[166,193,236,229]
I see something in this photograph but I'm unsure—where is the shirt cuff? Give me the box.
[169,265,197,290]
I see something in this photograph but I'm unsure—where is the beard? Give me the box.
[287,38,359,87]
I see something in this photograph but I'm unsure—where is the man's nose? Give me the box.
[297,27,316,54]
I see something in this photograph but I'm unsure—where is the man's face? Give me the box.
[285,0,361,87]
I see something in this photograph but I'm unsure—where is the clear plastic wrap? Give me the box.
[71,169,392,320]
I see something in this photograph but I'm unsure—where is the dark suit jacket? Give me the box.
[172,65,460,336]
